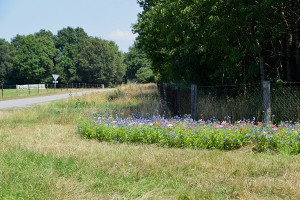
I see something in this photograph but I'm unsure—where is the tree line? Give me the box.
[133,0,300,85]
[0,27,126,87]
[124,42,155,83]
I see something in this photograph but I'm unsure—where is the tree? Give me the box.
[55,27,89,83]
[124,42,152,81]
[0,39,14,85]
[136,67,155,83]
[137,0,158,13]
[11,32,56,84]
[1,27,126,85]
[108,41,127,85]
[77,37,126,86]
[34,30,58,83]
[133,0,300,85]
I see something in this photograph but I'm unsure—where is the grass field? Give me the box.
[0,84,300,199]
[0,88,97,101]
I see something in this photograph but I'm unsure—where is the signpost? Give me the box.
[52,74,59,89]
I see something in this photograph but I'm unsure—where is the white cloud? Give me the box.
[107,29,136,41]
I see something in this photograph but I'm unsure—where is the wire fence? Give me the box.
[157,82,300,123]
[0,83,104,100]
[271,82,300,122]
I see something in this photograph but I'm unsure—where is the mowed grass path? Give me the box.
[0,84,300,199]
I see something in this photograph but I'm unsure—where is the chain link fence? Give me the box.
[271,82,300,122]
[158,82,300,123]
[196,84,263,122]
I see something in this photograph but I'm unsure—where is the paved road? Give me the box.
[0,89,113,110]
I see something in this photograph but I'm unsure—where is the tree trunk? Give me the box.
[286,33,293,82]
[248,20,265,85]
[259,50,265,85]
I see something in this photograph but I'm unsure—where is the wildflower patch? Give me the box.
[77,114,300,154]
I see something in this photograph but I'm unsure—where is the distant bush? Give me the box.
[136,67,155,83]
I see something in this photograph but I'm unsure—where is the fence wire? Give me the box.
[271,82,300,122]
[196,84,263,122]
[158,82,300,123]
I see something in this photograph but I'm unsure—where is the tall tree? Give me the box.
[0,39,14,85]
[108,41,127,85]
[11,33,56,84]
[1,27,127,85]
[34,30,58,83]
[133,0,300,85]
[77,37,126,86]
[55,27,89,83]
[124,42,152,81]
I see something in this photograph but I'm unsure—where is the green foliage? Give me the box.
[11,33,57,84]
[2,27,125,86]
[77,38,126,87]
[55,27,88,50]
[136,67,155,83]
[0,39,14,85]
[133,0,300,85]
[124,42,152,81]
[55,27,89,83]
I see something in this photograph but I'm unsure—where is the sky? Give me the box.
[0,0,142,52]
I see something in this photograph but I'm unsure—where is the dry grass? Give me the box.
[1,84,300,199]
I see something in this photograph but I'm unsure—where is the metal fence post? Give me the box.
[191,84,197,120]
[263,81,271,122]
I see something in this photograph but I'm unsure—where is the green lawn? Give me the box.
[0,88,95,101]
[0,84,299,199]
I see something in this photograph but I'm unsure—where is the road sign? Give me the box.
[52,74,59,89]
[52,74,59,81]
